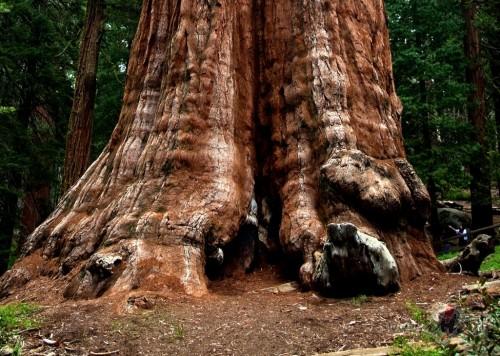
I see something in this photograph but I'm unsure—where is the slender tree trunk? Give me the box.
[0,89,36,273]
[489,10,500,197]
[462,0,493,231]
[61,0,105,194]
[1,0,442,299]
[0,191,17,274]
[487,3,500,198]
[495,79,500,197]
[496,92,500,196]
[409,0,440,246]
[402,0,440,246]
[419,79,440,245]
[17,185,51,255]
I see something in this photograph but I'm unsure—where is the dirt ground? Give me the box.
[3,268,480,356]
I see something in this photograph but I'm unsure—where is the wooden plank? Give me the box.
[316,346,396,356]
[462,280,500,296]
[260,282,299,293]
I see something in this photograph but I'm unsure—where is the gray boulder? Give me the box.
[437,208,471,230]
[313,223,400,296]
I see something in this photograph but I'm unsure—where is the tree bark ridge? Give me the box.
[1,0,442,299]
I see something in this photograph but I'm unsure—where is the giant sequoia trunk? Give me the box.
[0,0,441,299]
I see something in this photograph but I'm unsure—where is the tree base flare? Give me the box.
[0,0,443,300]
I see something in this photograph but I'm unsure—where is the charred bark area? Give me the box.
[1,0,442,300]
[61,0,105,194]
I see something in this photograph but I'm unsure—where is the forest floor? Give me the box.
[1,268,484,356]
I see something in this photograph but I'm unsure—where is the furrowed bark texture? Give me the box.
[1,0,441,299]
[61,0,105,194]
[257,0,440,293]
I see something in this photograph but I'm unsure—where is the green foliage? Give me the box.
[489,150,500,196]
[0,2,10,13]
[351,294,369,306]
[403,302,455,355]
[92,0,141,157]
[462,302,500,355]
[403,300,500,356]
[437,250,459,261]
[406,302,430,326]
[443,188,470,201]
[387,0,500,210]
[0,0,82,268]
[478,0,500,144]
[0,0,140,267]
[0,303,40,349]
[438,244,499,270]
[480,245,500,272]
[172,321,185,340]
[392,336,450,356]
[386,0,473,199]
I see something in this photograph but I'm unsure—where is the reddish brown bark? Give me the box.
[0,191,17,275]
[1,0,441,299]
[18,185,51,253]
[61,0,105,194]
[462,0,492,231]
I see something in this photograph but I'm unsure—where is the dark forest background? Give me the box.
[0,0,498,270]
